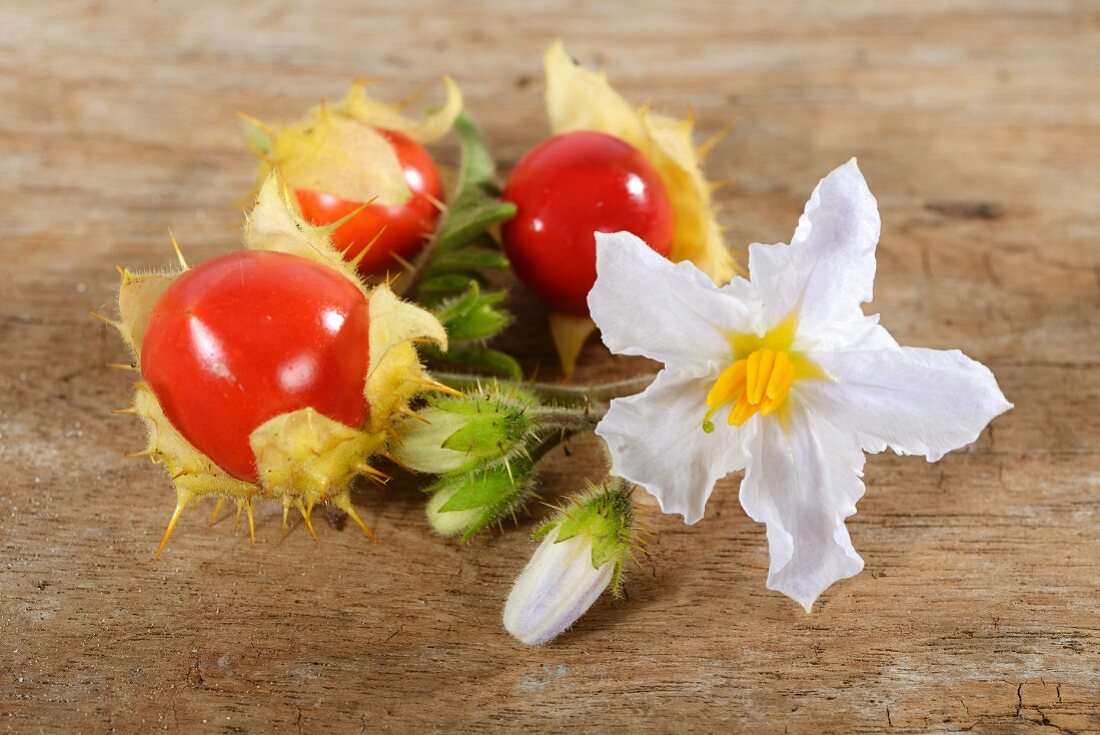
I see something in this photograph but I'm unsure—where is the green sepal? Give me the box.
[442,412,525,454]
[428,282,513,342]
[418,274,487,300]
[427,456,535,542]
[427,381,539,414]
[534,479,637,594]
[447,303,512,342]
[412,382,548,540]
[431,282,487,323]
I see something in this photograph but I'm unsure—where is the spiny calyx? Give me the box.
[106,172,449,556]
[240,77,462,205]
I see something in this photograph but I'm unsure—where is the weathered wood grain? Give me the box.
[0,1,1097,732]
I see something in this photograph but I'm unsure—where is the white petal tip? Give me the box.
[504,622,559,646]
[769,583,820,614]
[503,619,553,646]
[772,588,825,615]
[680,510,705,526]
[830,157,867,183]
[637,482,705,526]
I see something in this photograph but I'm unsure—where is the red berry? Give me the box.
[501,130,675,315]
[140,250,371,482]
[296,129,443,276]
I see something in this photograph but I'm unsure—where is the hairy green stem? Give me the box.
[433,371,656,407]
[528,403,607,433]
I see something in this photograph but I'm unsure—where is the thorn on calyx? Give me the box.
[155,489,195,560]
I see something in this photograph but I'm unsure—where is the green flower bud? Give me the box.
[425,456,535,540]
[393,386,536,475]
[425,480,483,536]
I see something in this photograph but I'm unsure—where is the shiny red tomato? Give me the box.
[501,131,675,315]
[141,250,371,482]
[296,129,443,276]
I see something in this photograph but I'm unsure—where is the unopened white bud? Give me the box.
[503,527,614,645]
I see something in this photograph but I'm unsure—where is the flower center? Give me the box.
[701,314,823,433]
[702,349,796,432]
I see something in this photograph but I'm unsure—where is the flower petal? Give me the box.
[749,159,880,332]
[590,231,758,369]
[504,528,614,645]
[596,368,752,524]
[739,410,866,611]
[806,346,1013,461]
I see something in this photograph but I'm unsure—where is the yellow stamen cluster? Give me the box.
[703,349,797,432]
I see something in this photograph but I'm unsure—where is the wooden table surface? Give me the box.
[1,1,1098,732]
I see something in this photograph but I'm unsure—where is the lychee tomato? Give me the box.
[140,250,371,482]
[296,129,443,276]
[501,130,675,315]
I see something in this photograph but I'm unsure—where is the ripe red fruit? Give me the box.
[501,130,675,315]
[296,129,443,275]
[140,250,371,482]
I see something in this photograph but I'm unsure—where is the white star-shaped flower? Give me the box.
[590,159,1012,611]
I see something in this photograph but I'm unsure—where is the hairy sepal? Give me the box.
[250,408,384,508]
[267,116,410,205]
[397,383,542,540]
[242,77,462,205]
[426,456,536,542]
[534,479,637,595]
[393,385,537,475]
[366,283,448,433]
[337,76,463,144]
[132,381,257,501]
[244,173,368,291]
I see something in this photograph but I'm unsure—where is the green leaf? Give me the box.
[424,345,522,380]
[446,303,512,342]
[406,113,520,376]
[417,274,483,299]
[431,248,510,272]
[437,202,516,252]
[435,116,512,250]
[453,115,497,189]
[431,283,484,324]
